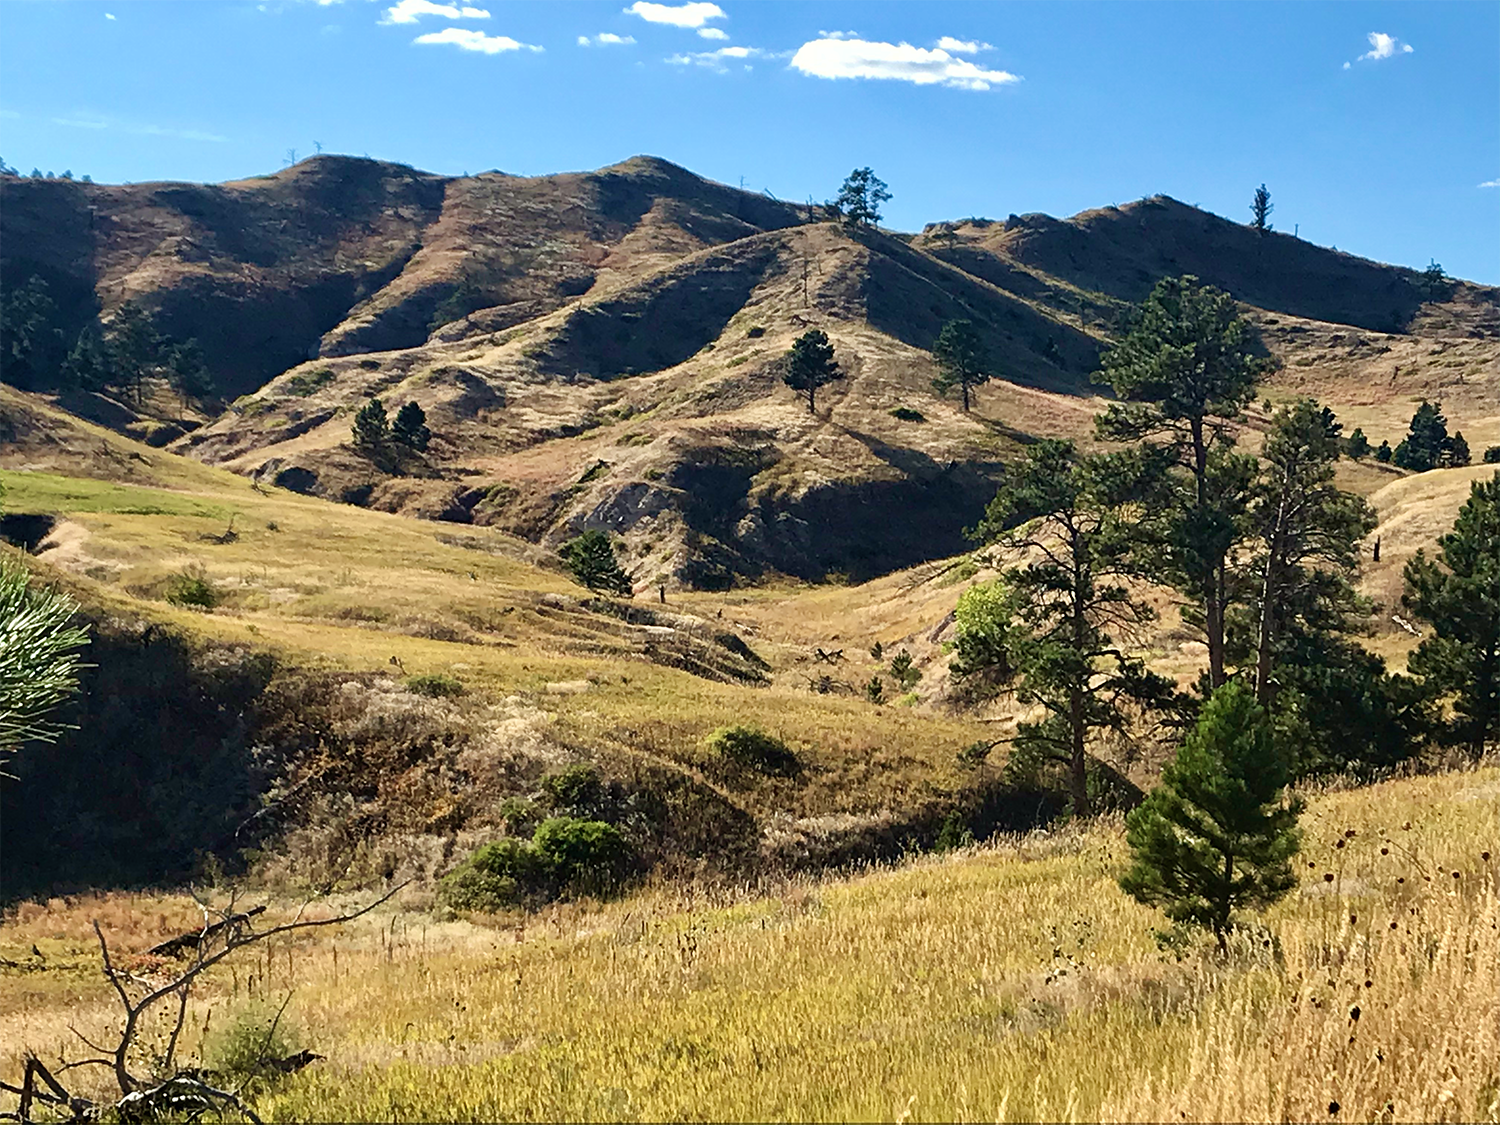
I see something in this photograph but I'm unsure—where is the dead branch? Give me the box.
[3,882,409,1123]
[148,905,267,957]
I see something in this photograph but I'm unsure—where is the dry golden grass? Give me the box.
[5,766,1495,1123]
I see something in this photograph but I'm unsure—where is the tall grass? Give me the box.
[9,767,1491,1123]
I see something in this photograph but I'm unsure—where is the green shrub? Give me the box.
[441,815,633,911]
[745,326,766,338]
[286,367,335,397]
[532,816,632,895]
[203,1002,302,1092]
[890,406,926,422]
[541,762,606,816]
[1484,445,1500,465]
[704,725,800,776]
[439,837,552,911]
[164,566,218,609]
[935,810,974,851]
[405,673,464,698]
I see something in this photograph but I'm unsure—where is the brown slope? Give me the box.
[928,195,1500,337]
[174,222,1098,586]
[0,155,806,400]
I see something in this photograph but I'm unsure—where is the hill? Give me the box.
[6,156,1496,587]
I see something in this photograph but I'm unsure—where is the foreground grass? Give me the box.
[5,766,1496,1122]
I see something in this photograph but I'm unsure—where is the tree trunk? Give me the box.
[1069,686,1090,818]
[1191,417,1228,689]
[1254,489,1292,705]
[962,381,971,412]
[1215,850,1235,953]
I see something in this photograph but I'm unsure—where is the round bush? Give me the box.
[531,816,632,895]
[704,725,800,776]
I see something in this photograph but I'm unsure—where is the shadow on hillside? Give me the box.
[0,624,277,901]
[861,233,1101,396]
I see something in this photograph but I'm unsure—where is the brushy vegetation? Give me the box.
[404,672,464,698]
[163,564,219,609]
[440,815,633,911]
[8,767,1491,1123]
[704,724,801,776]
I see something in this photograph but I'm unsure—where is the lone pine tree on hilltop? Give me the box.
[782,329,842,414]
[833,167,891,229]
[1250,184,1273,232]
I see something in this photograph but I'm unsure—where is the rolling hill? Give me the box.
[4,154,1497,588]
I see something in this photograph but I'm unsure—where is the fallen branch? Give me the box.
[148,905,266,958]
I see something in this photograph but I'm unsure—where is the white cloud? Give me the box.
[414,27,540,53]
[936,36,991,54]
[382,0,490,25]
[578,32,635,46]
[625,2,724,29]
[790,37,1020,91]
[51,114,226,142]
[1480,179,1500,189]
[697,27,728,40]
[105,12,116,19]
[1350,31,1414,65]
[817,30,860,40]
[668,44,761,71]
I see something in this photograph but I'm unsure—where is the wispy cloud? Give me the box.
[817,30,859,40]
[414,26,540,52]
[1480,178,1500,189]
[50,114,226,142]
[668,44,761,72]
[935,36,991,54]
[104,12,116,19]
[1344,31,1414,68]
[791,37,1020,91]
[625,2,724,30]
[697,27,727,40]
[578,32,635,46]
[382,0,490,25]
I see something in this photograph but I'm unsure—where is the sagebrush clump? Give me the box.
[704,725,800,776]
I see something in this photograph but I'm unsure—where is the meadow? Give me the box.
[3,764,1495,1123]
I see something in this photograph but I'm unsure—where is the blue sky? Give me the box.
[2,1,1496,283]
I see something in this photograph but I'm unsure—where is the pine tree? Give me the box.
[1095,275,1270,689]
[1402,473,1500,758]
[0,275,64,391]
[1119,681,1303,951]
[1249,184,1273,233]
[961,439,1175,815]
[60,326,113,393]
[930,319,992,411]
[1240,398,1375,705]
[832,168,891,229]
[392,400,431,451]
[1444,431,1471,468]
[1345,427,1371,460]
[559,529,633,597]
[351,396,391,456]
[1375,440,1393,463]
[104,303,164,404]
[1395,400,1449,471]
[782,329,842,414]
[165,339,214,413]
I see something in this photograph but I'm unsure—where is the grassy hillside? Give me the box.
[4,765,1495,1121]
